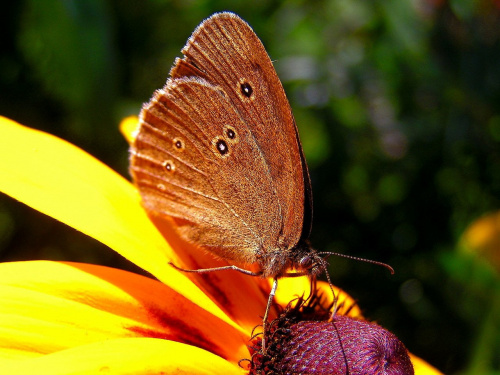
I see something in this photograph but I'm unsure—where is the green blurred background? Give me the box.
[1,1,499,373]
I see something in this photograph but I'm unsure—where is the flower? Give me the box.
[0,116,442,374]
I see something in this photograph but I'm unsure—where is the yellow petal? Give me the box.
[119,116,139,145]
[318,281,362,318]
[0,117,236,327]
[0,338,244,374]
[273,275,311,306]
[0,116,167,273]
[273,277,361,318]
[410,353,443,375]
[0,261,248,364]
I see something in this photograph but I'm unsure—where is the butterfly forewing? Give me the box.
[173,13,312,245]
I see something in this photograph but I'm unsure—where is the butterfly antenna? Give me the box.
[318,252,395,274]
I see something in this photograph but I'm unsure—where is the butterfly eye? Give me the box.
[299,255,313,270]
[240,81,253,98]
[173,137,185,151]
[163,160,175,172]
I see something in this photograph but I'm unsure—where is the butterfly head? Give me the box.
[259,242,327,279]
[296,251,328,276]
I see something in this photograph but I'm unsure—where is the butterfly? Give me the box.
[129,12,391,349]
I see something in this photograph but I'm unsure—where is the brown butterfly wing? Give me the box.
[131,13,312,271]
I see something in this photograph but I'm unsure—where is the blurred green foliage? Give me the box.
[1,1,499,373]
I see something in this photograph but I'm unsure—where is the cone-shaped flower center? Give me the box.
[250,296,414,375]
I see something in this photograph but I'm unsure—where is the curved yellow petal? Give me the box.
[0,338,244,374]
[318,281,362,318]
[410,353,443,375]
[120,116,139,145]
[273,275,311,305]
[0,116,168,273]
[0,261,248,363]
[273,277,361,318]
[0,117,236,328]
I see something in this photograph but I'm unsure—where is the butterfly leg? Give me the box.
[168,262,261,276]
[261,277,278,353]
